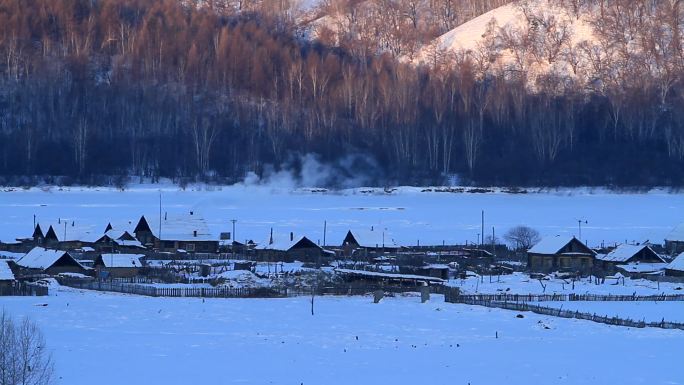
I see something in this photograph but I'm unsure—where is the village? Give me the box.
[1,210,684,303]
[1,206,683,385]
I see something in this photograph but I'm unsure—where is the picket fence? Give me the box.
[443,288,684,330]
[454,293,684,302]
[0,282,48,296]
[59,279,287,298]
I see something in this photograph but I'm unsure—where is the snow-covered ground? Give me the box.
[450,272,684,295]
[2,287,682,385]
[0,185,681,248]
[535,301,684,323]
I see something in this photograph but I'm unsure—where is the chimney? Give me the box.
[164,212,167,220]
[190,211,194,215]
[193,230,197,237]
[290,232,294,241]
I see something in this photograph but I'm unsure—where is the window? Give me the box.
[185,243,195,252]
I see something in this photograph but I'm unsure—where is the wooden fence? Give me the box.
[0,282,48,296]
[58,279,287,298]
[452,293,684,302]
[443,288,684,330]
[58,278,445,299]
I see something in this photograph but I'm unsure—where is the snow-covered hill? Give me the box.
[416,0,600,88]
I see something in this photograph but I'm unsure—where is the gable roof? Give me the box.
[136,213,215,242]
[528,235,575,254]
[37,220,101,243]
[0,260,15,281]
[667,252,684,272]
[97,254,144,268]
[257,234,322,252]
[94,230,144,248]
[344,229,399,248]
[666,223,684,242]
[17,248,81,270]
[596,244,664,263]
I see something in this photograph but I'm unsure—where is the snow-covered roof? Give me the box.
[256,234,320,252]
[666,252,684,272]
[345,229,399,248]
[140,213,215,242]
[0,260,15,281]
[17,248,78,269]
[528,235,575,254]
[98,254,143,268]
[616,263,667,274]
[102,230,144,248]
[0,251,24,260]
[665,223,684,242]
[596,244,664,263]
[37,220,102,242]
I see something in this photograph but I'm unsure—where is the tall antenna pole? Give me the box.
[231,219,237,242]
[323,220,327,247]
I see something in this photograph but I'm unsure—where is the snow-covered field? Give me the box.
[450,272,684,295]
[535,301,684,323]
[0,185,681,247]
[2,287,683,385]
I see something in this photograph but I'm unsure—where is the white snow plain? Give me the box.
[1,286,683,385]
[0,185,681,248]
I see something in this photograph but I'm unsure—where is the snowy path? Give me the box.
[1,288,682,385]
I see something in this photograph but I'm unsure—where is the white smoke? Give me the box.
[240,153,380,189]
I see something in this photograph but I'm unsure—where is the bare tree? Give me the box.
[504,225,541,250]
[0,312,54,385]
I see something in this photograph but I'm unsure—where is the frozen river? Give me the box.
[0,185,681,247]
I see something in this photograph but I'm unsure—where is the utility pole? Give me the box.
[323,220,327,247]
[492,226,495,255]
[159,193,162,242]
[231,219,237,242]
[576,218,587,240]
[481,210,485,248]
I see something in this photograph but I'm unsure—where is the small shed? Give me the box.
[94,254,144,278]
[596,244,665,272]
[16,248,87,276]
[0,260,17,293]
[665,223,684,255]
[665,252,684,277]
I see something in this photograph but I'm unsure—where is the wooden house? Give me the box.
[16,247,88,276]
[133,212,218,253]
[342,229,400,258]
[595,244,665,273]
[665,223,684,255]
[666,253,684,277]
[94,253,144,278]
[527,235,596,274]
[0,260,16,293]
[92,230,145,253]
[256,232,334,263]
[30,220,101,250]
